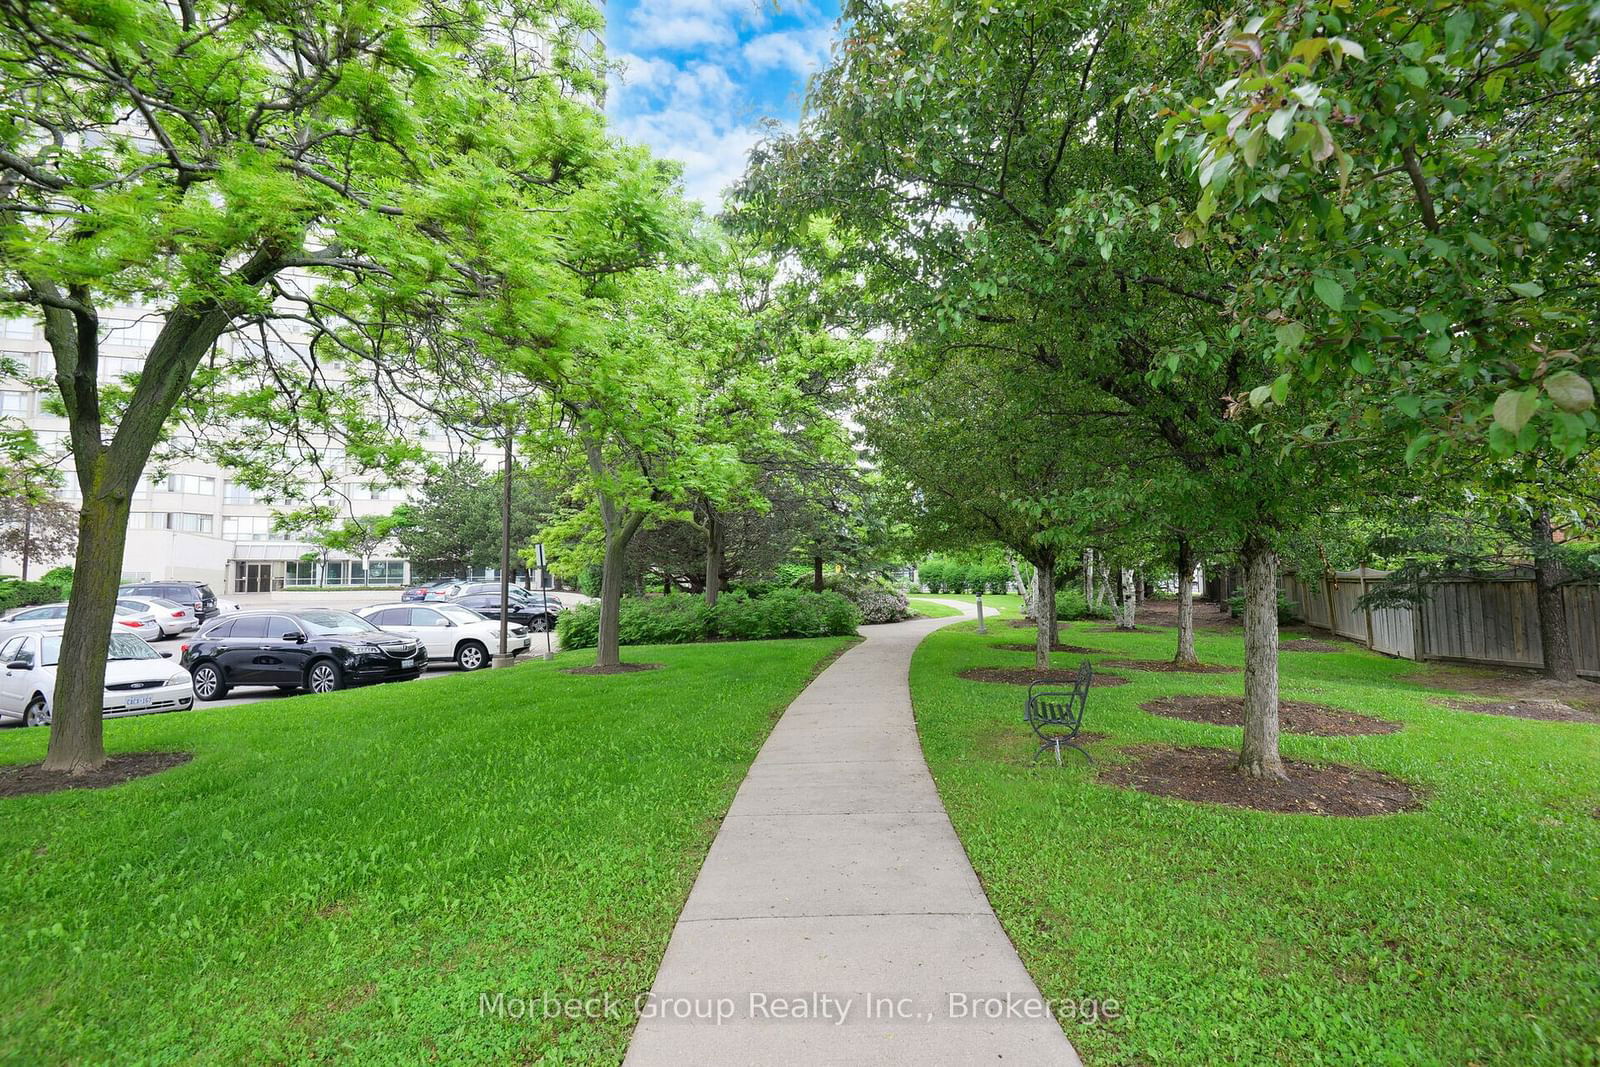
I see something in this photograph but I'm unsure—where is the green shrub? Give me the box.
[772,562,813,589]
[0,567,73,614]
[574,565,603,599]
[712,589,860,640]
[822,576,910,624]
[1054,589,1113,620]
[557,590,860,649]
[1225,591,1302,624]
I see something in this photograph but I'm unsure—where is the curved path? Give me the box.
[623,605,1081,1066]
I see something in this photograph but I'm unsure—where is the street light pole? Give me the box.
[493,428,515,669]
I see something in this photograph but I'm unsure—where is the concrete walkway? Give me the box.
[624,605,1081,1066]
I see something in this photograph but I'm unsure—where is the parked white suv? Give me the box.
[0,627,194,726]
[353,603,530,671]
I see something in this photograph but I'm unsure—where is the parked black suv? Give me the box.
[450,590,562,632]
[120,581,219,622]
[181,609,424,699]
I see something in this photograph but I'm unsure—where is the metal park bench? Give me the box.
[1025,662,1094,765]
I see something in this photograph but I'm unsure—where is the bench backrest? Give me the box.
[1025,661,1093,729]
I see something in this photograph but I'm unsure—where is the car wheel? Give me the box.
[307,659,342,694]
[529,615,551,633]
[455,640,488,671]
[192,662,229,701]
[22,696,50,727]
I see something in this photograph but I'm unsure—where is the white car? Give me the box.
[353,602,531,671]
[116,595,200,638]
[0,627,194,726]
[0,602,163,643]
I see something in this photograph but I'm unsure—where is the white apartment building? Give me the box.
[1,312,499,593]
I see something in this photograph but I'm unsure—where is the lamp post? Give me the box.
[975,592,987,634]
[492,427,516,669]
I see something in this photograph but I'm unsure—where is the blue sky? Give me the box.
[604,0,842,209]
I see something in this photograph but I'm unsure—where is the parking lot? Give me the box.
[3,590,572,726]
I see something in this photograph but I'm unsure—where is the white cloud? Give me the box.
[608,1,836,210]
[742,27,831,78]
[623,0,770,51]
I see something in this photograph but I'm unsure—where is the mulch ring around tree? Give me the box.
[1100,658,1238,675]
[1435,698,1600,725]
[994,642,1112,655]
[563,662,665,676]
[1140,696,1401,736]
[1087,625,1167,634]
[1099,745,1420,816]
[0,751,192,799]
[1279,638,1344,653]
[958,667,1129,687]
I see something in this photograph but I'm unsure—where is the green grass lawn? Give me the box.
[906,596,967,618]
[913,592,1024,617]
[0,638,851,1063]
[912,614,1600,1065]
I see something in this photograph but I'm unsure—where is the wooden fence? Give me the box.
[1279,569,1600,678]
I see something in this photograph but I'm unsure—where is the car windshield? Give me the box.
[297,609,381,635]
[436,605,485,624]
[41,632,157,666]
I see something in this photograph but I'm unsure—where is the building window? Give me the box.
[102,355,143,381]
[0,390,29,416]
[348,482,406,501]
[162,512,214,534]
[166,473,217,495]
[31,430,68,454]
[366,560,406,583]
[284,560,319,586]
[0,319,33,340]
[224,481,261,504]
[222,515,284,541]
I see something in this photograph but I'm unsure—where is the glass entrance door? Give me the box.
[236,562,272,593]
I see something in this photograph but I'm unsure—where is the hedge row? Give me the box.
[0,567,74,614]
[557,589,861,649]
[918,556,1010,594]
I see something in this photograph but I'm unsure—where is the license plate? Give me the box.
[125,694,152,709]
[401,658,415,668]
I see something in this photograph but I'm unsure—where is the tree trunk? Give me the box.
[1097,565,1111,613]
[595,512,646,669]
[20,505,31,580]
[1117,568,1137,629]
[1532,511,1577,681]
[44,489,132,772]
[1083,547,1093,604]
[812,554,824,593]
[1238,535,1286,780]
[704,506,724,607]
[1174,536,1198,665]
[1033,554,1056,670]
[1009,554,1033,618]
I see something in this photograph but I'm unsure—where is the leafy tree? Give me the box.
[0,0,617,770]
[1161,1,1599,463]
[393,459,552,579]
[0,498,78,582]
[732,0,1374,779]
[0,425,74,579]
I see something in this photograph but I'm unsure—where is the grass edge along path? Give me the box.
[910,616,1600,1065]
[0,636,853,1064]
